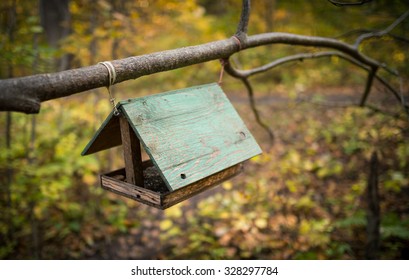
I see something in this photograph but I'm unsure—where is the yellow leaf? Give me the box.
[160,220,173,231]
[255,218,268,229]
[250,155,261,163]
[165,204,182,218]
[222,181,233,190]
[299,220,311,235]
[83,174,96,185]
[393,51,405,63]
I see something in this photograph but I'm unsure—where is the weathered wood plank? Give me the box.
[119,116,144,186]
[122,83,261,191]
[101,174,162,207]
[161,163,242,209]
[81,112,121,155]
[101,163,242,209]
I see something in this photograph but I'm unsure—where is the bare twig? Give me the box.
[247,33,398,77]
[335,28,373,39]
[336,29,409,45]
[375,75,404,105]
[225,51,349,77]
[354,9,409,48]
[242,77,275,142]
[328,0,373,7]
[224,50,405,115]
[387,34,409,44]
[360,66,378,106]
[398,76,409,117]
[221,59,274,141]
[245,33,381,69]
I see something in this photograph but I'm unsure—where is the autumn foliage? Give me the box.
[0,0,408,259]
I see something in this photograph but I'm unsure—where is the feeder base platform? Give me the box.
[100,160,242,209]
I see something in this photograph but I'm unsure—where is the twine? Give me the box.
[99,61,119,116]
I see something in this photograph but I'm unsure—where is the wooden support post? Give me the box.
[119,116,144,187]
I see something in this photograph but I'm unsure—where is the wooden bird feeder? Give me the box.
[81,83,261,209]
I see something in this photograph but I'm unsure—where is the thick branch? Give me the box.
[0,32,395,114]
[0,39,238,113]
[245,33,380,68]
[327,0,373,7]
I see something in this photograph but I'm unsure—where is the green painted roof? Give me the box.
[82,83,262,191]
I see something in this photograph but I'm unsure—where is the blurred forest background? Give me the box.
[1,0,408,259]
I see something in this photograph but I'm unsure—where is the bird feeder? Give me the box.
[81,83,261,209]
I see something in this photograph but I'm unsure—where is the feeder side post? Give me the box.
[119,116,144,187]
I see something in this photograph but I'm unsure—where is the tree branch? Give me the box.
[221,59,274,141]
[223,51,349,78]
[224,51,403,110]
[336,29,409,45]
[327,0,373,7]
[245,33,381,69]
[235,0,251,36]
[242,77,274,142]
[354,9,409,48]
[359,66,378,106]
[0,4,402,114]
[0,39,239,113]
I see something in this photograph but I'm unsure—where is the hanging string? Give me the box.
[218,59,228,85]
[99,61,119,116]
[218,36,242,84]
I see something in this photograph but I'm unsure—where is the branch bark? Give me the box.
[0,1,401,114]
[337,29,409,45]
[223,51,402,108]
[223,60,274,142]
[359,66,378,106]
[327,0,373,7]
[354,9,409,48]
[235,0,250,36]
[0,39,239,113]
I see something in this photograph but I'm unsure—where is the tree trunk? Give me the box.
[264,0,275,32]
[365,150,380,260]
[40,0,71,71]
[2,0,16,254]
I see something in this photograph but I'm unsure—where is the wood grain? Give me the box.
[81,112,121,155]
[121,83,262,191]
[101,176,162,208]
[82,83,261,193]
[100,162,242,209]
[161,163,242,209]
[119,116,144,187]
